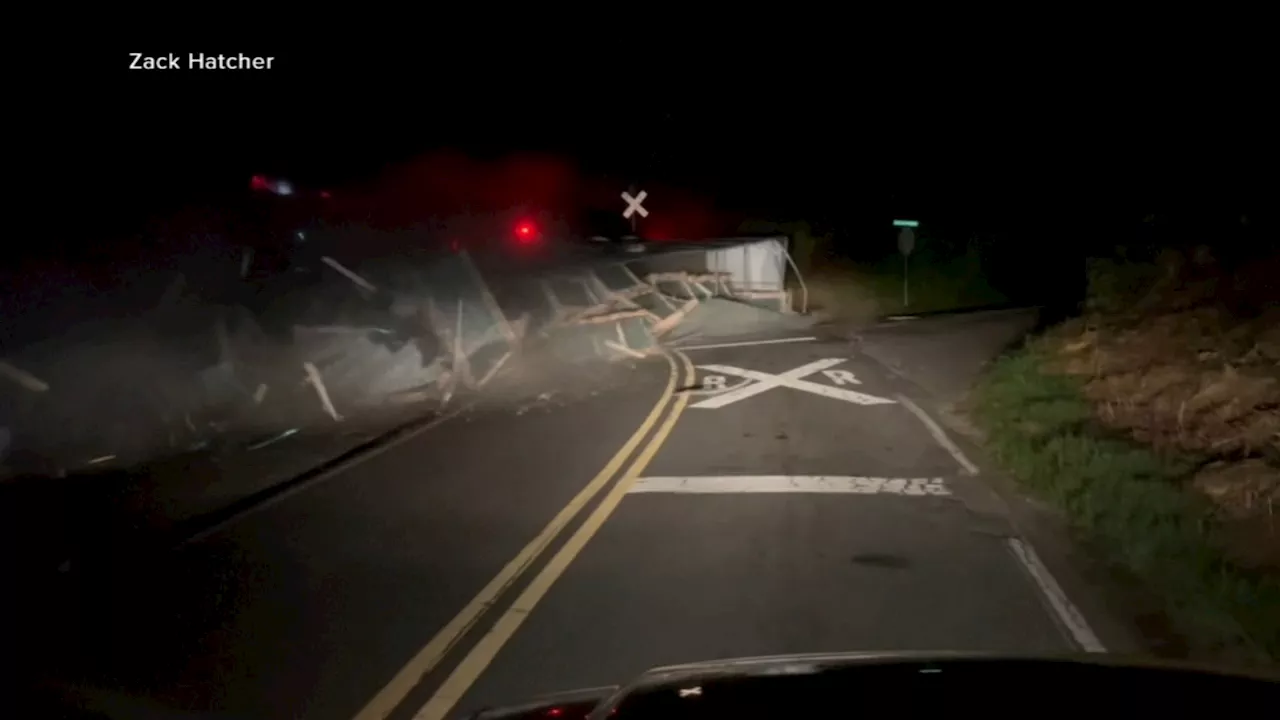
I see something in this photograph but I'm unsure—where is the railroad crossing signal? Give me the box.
[622,190,649,219]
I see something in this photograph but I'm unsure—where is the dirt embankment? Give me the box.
[1043,247,1280,572]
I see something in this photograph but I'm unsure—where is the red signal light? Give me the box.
[515,221,537,243]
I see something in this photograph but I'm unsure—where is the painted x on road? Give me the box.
[692,358,897,409]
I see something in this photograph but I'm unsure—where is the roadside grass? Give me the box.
[809,254,1008,319]
[737,219,1007,318]
[972,345,1280,663]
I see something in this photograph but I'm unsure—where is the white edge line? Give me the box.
[671,336,818,351]
[1006,538,1107,653]
[892,392,1101,651]
[629,476,953,496]
[893,393,979,476]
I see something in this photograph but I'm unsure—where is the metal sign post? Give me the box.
[897,227,915,307]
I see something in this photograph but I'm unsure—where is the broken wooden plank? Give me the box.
[302,361,343,421]
[453,298,475,388]
[563,300,616,324]
[459,250,518,345]
[478,350,513,387]
[0,361,49,392]
[650,298,699,337]
[321,256,377,293]
[645,271,689,283]
[571,310,651,326]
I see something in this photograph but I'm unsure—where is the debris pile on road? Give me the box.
[532,263,663,363]
[0,227,813,628]
[662,297,815,346]
[0,232,809,509]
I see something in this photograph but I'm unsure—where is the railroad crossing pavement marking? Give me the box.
[691,358,897,409]
[628,475,952,496]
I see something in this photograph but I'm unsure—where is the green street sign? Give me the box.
[892,219,919,228]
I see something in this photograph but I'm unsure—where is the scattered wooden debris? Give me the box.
[0,361,49,392]
[572,310,652,326]
[321,256,378,293]
[651,298,700,337]
[303,361,343,421]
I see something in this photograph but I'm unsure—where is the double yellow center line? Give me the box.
[353,350,695,720]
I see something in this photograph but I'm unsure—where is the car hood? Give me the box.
[461,650,1279,719]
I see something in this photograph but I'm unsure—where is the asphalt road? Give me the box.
[35,332,1106,719]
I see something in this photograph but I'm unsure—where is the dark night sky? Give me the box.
[25,40,1275,261]
[2,34,1269,352]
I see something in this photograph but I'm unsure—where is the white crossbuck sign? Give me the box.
[693,358,897,409]
[621,190,649,219]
